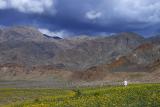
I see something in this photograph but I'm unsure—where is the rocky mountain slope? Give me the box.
[0,26,160,81]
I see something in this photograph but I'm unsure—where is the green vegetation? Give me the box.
[0,84,160,107]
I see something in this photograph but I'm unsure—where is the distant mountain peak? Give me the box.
[116,32,143,38]
[0,26,48,42]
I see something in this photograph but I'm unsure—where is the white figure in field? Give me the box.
[124,80,128,87]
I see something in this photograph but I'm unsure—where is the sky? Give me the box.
[0,0,160,37]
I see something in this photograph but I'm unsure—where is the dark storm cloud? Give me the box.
[0,0,160,37]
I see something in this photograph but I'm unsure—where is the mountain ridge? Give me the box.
[0,26,160,81]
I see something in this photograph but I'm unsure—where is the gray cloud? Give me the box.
[0,0,160,37]
[0,0,55,14]
[81,0,160,25]
[113,0,160,23]
[85,11,102,20]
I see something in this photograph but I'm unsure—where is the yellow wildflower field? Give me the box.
[1,84,160,107]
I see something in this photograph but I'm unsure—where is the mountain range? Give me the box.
[0,26,160,82]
